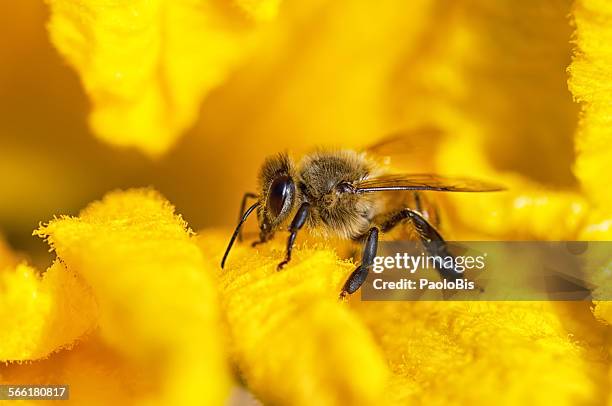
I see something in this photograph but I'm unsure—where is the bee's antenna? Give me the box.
[221,201,260,269]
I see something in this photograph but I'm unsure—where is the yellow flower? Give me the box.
[1,0,611,405]
[1,187,608,405]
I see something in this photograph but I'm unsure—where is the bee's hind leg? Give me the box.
[339,227,379,299]
[380,208,460,281]
[412,191,441,228]
[277,202,311,270]
[380,207,444,242]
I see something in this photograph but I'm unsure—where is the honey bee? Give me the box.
[221,131,503,298]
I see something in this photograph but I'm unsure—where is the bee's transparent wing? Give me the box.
[354,173,505,193]
[361,126,443,157]
[357,127,505,192]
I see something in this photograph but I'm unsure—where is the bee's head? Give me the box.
[257,153,297,236]
[220,153,298,269]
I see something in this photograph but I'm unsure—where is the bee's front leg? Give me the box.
[277,202,310,270]
[339,227,379,299]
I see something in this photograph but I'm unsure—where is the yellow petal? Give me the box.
[0,235,20,270]
[353,301,600,405]
[394,0,577,187]
[568,0,612,324]
[568,0,612,208]
[46,0,276,156]
[197,230,388,406]
[2,336,160,406]
[35,189,230,405]
[578,215,612,324]
[235,0,281,21]
[0,261,97,361]
[436,135,589,240]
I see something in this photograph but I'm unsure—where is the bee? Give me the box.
[221,131,503,299]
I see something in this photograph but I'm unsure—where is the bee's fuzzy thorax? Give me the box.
[295,149,381,239]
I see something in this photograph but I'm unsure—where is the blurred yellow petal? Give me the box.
[35,189,230,405]
[435,134,588,240]
[0,235,20,269]
[569,0,612,208]
[197,231,388,406]
[580,216,612,324]
[568,0,612,324]
[0,261,97,361]
[373,0,585,242]
[46,0,277,156]
[392,0,577,186]
[235,0,281,21]
[2,336,159,406]
[353,301,601,405]
[592,302,612,325]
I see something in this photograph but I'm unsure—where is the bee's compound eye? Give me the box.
[268,175,293,217]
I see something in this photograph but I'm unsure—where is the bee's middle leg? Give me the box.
[339,227,379,299]
[277,202,311,270]
[251,232,273,247]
